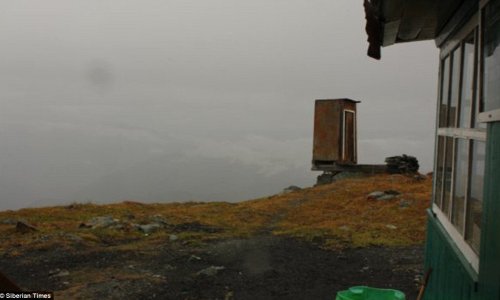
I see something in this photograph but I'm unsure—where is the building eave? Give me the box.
[364,0,468,59]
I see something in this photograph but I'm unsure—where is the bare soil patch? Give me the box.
[1,235,423,300]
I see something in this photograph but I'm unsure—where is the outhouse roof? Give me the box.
[316,98,361,103]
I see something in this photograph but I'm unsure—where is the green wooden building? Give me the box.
[363,0,500,299]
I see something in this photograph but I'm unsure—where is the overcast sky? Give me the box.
[0,0,438,210]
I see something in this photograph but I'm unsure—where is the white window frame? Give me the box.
[478,108,500,122]
[433,12,485,273]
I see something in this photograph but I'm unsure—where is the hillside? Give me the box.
[0,173,431,299]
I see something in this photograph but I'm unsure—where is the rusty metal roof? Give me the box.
[364,0,468,59]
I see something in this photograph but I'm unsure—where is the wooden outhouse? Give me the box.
[363,0,500,299]
[312,99,360,169]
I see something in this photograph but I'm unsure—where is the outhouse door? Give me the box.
[343,110,356,163]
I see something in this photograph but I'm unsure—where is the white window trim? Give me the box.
[478,108,500,122]
[437,128,487,141]
[432,203,480,272]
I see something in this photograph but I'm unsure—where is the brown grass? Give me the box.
[0,174,431,254]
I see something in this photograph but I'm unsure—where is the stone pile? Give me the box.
[385,155,419,174]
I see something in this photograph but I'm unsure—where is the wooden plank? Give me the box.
[312,100,341,162]
[344,110,355,163]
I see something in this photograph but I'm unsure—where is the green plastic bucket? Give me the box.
[335,286,406,300]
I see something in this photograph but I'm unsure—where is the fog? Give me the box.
[0,0,438,210]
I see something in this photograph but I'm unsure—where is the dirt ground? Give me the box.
[0,174,431,299]
[2,235,423,300]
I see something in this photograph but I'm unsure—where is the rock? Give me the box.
[16,221,38,233]
[224,291,234,300]
[169,234,178,241]
[316,172,336,186]
[384,190,400,195]
[110,223,126,230]
[282,185,302,194]
[367,191,385,200]
[37,235,51,242]
[196,266,225,277]
[377,194,397,201]
[339,225,351,231]
[48,268,60,276]
[414,274,422,283]
[124,212,135,220]
[386,224,398,230]
[414,174,427,181]
[80,216,118,229]
[188,255,202,262]
[1,218,17,225]
[64,234,83,242]
[135,223,162,234]
[399,199,412,208]
[150,215,168,225]
[49,269,70,277]
[385,154,419,174]
[54,270,70,277]
[368,190,399,201]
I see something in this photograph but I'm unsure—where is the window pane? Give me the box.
[439,57,450,128]
[452,138,469,234]
[460,34,475,128]
[435,136,446,207]
[442,137,454,215]
[484,0,500,111]
[449,48,461,127]
[466,140,485,254]
[475,60,487,129]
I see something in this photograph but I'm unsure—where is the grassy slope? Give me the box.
[0,174,431,257]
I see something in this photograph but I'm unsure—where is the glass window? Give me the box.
[433,20,485,270]
[442,137,454,215]
[483,0,500,111]
[475,56,487,129]
[449,48,462,127]
[452,138,469,234]
[435,136,446,207]
[439,57,450,127]
[466,140,485,254]
[460,34,475,128]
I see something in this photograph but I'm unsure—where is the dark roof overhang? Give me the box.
[364,0,470,59]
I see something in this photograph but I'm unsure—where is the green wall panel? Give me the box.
[478,122,500,300]
[424,210,477,300]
